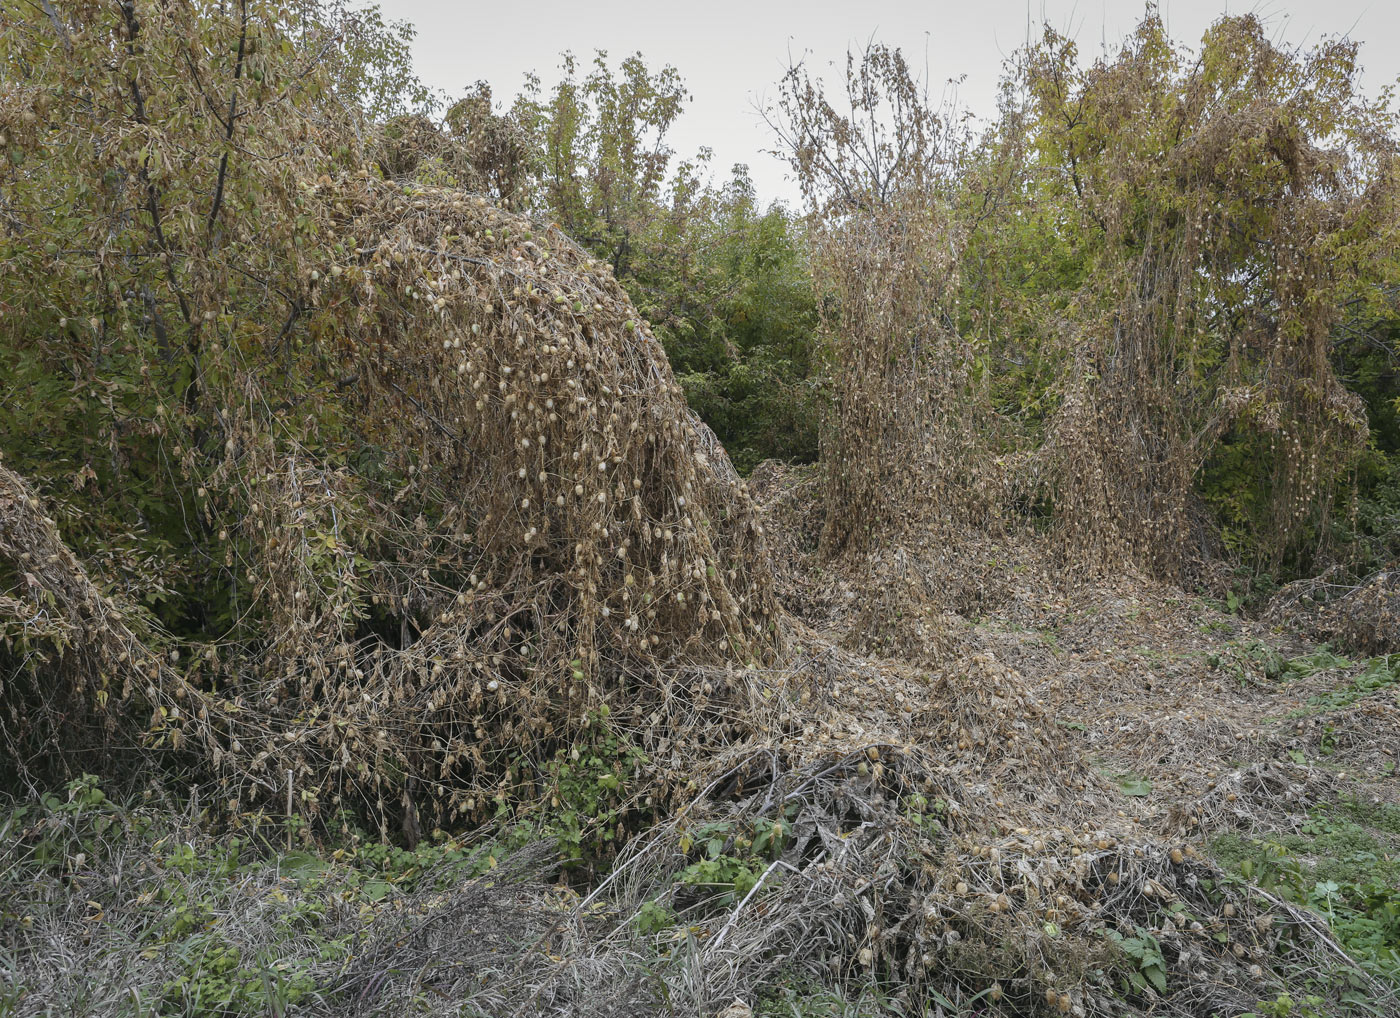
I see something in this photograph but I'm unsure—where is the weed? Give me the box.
[1207,639,1288,687]
[1209,808,1400,987]
[672,814,793,912]
[1306,655,1400,712]
[1244,992,1331,1018]
[1282,648,1354,681]
[533,716,655,873]
[1106,926,1168,995]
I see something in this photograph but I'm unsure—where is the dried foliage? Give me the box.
[201,181,782,832]
[588,766,1374,1018]
[2,177,785,835]
[0,2,781,836]
[374,84,532,205]
[0,466,172,782]
[1267,566,1400,655]
[769,46,1008,557]
[3,6,1400,1016]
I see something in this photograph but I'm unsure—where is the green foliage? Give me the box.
[158,937,319,1018]
[1244,641,1287,680]
[633,898,675,936]
[1325,300,1400,575]
[1019,12,1400,577]
[1282,648,1354,680]
[0,776,550,1016]
[1244,992,1331,1018]
[534,717,653,871]
[1205,639,1287,687]
[1105,926,1168,996]
[513,50,691,279]
[0,777,347,1016]
[1116,776,1153,798]
[1305,654,1400,712]
[0,0,397,644]
[661,172,820,471]
[1269,647,1400,716]
[956,140,1082,433]
[320,3,439,120]
[673,814,792,911]
[1211,808,1400,986]
[616,803,814,940]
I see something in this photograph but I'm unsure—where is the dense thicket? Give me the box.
[3,0,1400,814]
[5,7,1400,1017]
[759,13,1400,583]
[0,1,781,838]
[325,11,1400,588]
[1023,17,1400,580]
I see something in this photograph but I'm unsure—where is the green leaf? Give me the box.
[277,851,330,882]
[1145,964,1167,993]
[362,879,392,901]
[1119,778,1153,797]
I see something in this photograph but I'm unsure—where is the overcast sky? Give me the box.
[376,0,1400,207]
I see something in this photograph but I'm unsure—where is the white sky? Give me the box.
[376,0,1400,207]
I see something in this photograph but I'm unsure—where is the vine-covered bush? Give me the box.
[0,1,781,837]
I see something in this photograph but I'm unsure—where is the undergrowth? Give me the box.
[1205,642,1400,714]
[1269,648,1400,715]
[1302,656,1400,712]
[5,752,1396,1018]
[0,776,511,1016]
[0,769,648,1017]
[1209,801,1400,990]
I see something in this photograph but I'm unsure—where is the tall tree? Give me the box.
[1021,11,1400,577]
[514,51,690,279]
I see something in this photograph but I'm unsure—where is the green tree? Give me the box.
[1019,10,1400,577]
[658,168,820,471]
[514,51,691,278]
[0,0,424,635]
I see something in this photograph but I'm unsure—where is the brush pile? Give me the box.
[1266,567,1400,655]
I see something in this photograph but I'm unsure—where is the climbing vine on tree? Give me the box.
[1021,13,1400,578]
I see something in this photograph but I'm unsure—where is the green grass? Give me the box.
[755,976,1002,1017]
